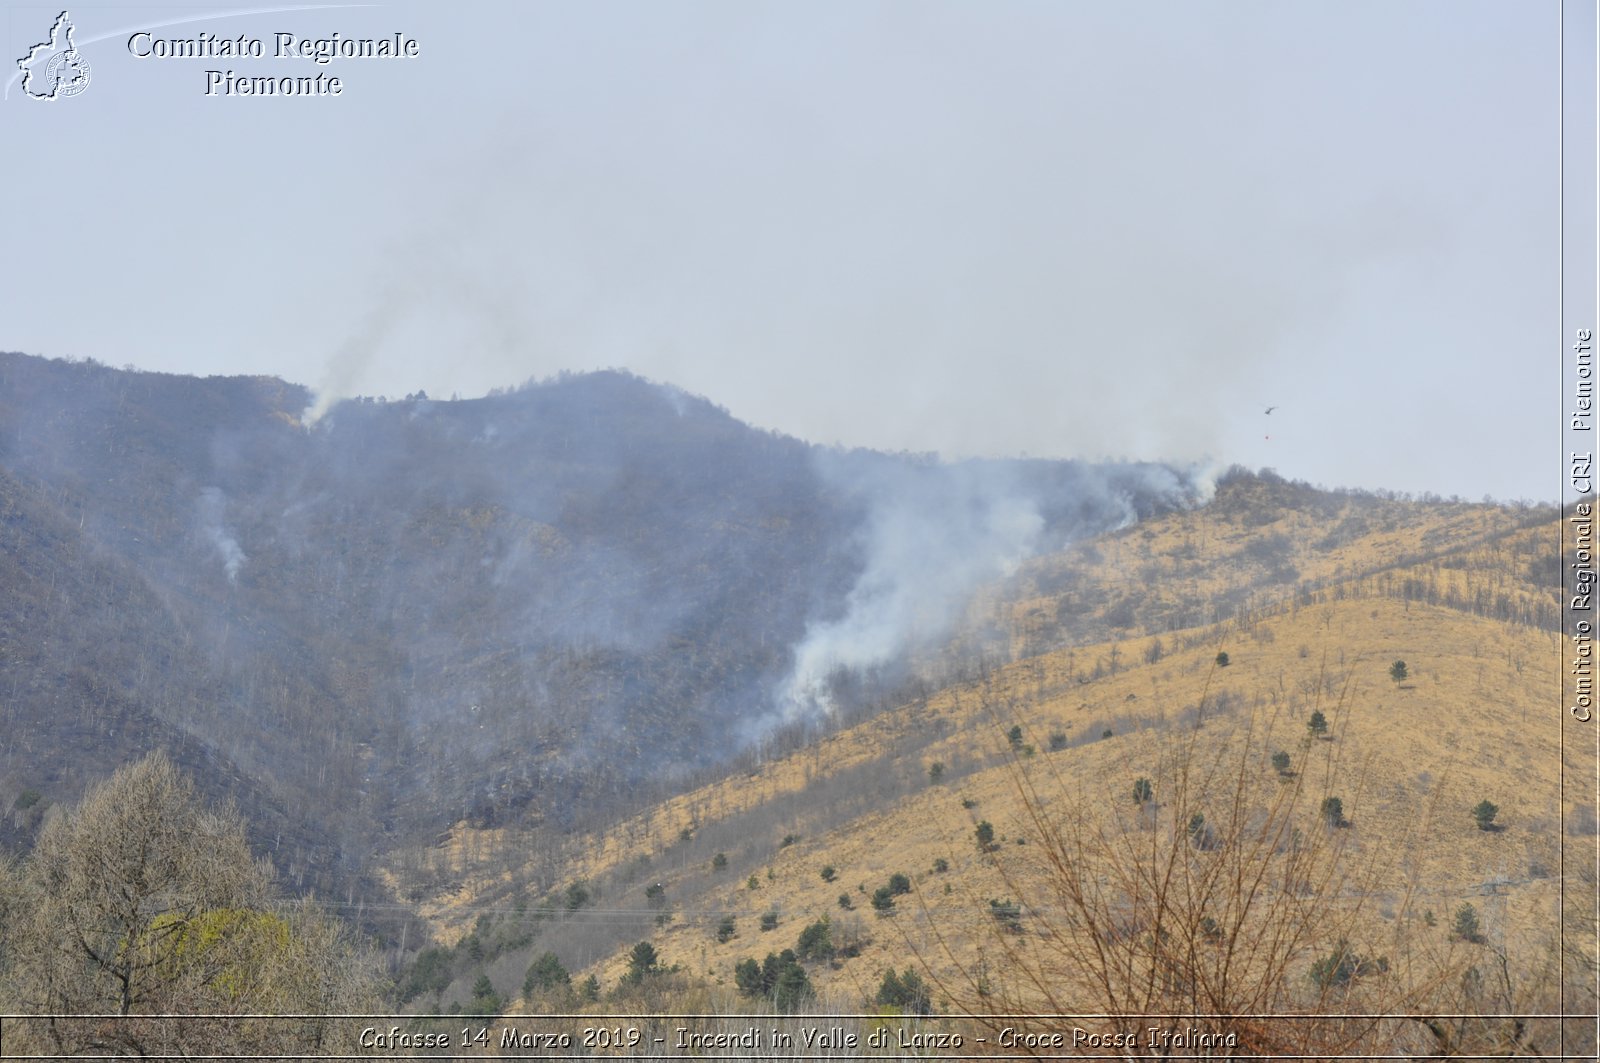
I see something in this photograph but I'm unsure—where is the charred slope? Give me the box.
[0,352,1201,892]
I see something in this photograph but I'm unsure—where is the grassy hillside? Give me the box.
[982,468,1555,659]
[394,485,1583,1055]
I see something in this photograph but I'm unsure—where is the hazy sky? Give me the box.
[3,1,1572,500]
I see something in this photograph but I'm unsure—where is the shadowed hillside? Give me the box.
[0,352,1203,904]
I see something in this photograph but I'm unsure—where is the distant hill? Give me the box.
[0,352,1202,901]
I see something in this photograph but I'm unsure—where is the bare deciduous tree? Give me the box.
[1,752,382,1055]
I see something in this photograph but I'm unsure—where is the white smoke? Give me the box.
[197,486,246,583]
[756,454,1212,738]
[1187,459,1224,505]
[661,384,693,417]
[764,458,1043,731]
[302,303,397,427]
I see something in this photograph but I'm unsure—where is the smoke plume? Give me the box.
[759,453,1208,735]
[197,486,246,583]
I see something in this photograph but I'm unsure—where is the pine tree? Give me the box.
[875,968,933,1015]
[523,952,570,998]
[795,918,834,961]
[469,974,502,1014]
[624,941,660,983]
[1320,796,1344,829]
[1133,777,1153,805]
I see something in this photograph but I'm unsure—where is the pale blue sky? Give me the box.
[2,1,1571,500]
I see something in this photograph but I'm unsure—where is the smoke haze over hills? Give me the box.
[0,352,1204,892]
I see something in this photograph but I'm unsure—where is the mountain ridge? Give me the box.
[0,351,1203,902]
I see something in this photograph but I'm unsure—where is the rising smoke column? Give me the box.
[197,486,246,583]
[758,452,1210,736]
[761,453,1047,733]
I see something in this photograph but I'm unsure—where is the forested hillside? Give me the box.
[0,352,1202,903]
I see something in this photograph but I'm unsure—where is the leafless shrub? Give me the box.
[914,663,1555,1058]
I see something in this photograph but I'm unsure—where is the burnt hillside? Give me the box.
[0,352,1201,900]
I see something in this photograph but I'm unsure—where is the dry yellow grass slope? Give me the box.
[388,486,1579,1047]
[603,599,1561,1003]
[981,474,1553,660]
